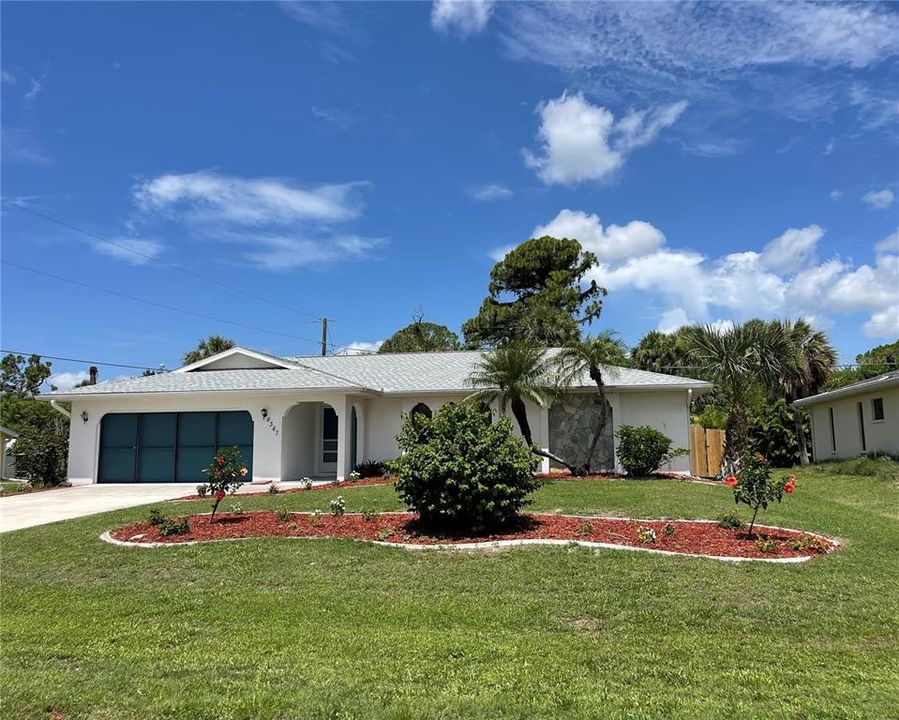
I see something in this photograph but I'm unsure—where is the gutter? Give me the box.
[49,400,71,419]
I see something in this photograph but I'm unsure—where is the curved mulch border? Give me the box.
[174,476,394,501]
[102,511,839,564]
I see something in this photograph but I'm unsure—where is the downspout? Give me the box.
[50,400,71,419]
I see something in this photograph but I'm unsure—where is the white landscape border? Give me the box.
[99,512,841,565]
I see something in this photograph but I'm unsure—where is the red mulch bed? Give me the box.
[176,476,393,500]
[109,511,836,559]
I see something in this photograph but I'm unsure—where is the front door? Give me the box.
[319,405,338,475]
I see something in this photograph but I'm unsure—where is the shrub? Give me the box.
[330,496,346,516]
[361,508,379,522]
[195,484,208,498]
[229,503,244,515]
[615,425,687,477]
[755,538,777,553]
[576,521,593,536]
[788,534,829,553]
[729,453,795,535]
[637,526,657,543]
[392,401,539,533]
[717,511,744,530]
[353,459,389,478]
[201,446,249,521]
[299,477,313,489]
[158,517,189,536]
[347,470,361,483]
[275,508,290,522]
[268,483,279,495]
[14,415,69,487]
[663,522,675,537]
[148,507,166,526]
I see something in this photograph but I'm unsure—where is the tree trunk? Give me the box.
[720,403,747,479]
[211,497,222,522]
[794,408,809,466]
[511,396,579,474]
[584,387,609,474]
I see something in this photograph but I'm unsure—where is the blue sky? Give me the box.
[2,1,898,389]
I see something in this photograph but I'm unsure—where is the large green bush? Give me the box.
[14,415,69,487]
[615,425,686,477]
[392,401,539,533]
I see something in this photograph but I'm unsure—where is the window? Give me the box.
[828,407,836,453]
[321,406,338,464]
[872,397,885,422]
[857,402,866,452]
[410,403,432,421]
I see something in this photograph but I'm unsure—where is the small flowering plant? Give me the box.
[201,445,249,521]
[728,452,795,536]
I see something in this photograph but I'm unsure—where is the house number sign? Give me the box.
[260,408,280,436]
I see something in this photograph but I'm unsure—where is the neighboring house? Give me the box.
[793,371,899,461]
[45,347,712,485]
[1,425,18,480]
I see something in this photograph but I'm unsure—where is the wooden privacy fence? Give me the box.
[690,425,725,478]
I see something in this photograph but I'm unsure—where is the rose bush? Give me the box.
[201,445,249,521]
[730,452,795,535]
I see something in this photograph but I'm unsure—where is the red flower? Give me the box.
[214,489,226,501]
[218,456,225,465]
[725,475,738,487]
[784,481,795,494]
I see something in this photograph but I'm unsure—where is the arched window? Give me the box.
[410,402,432,421]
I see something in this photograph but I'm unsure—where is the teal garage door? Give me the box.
[98,411,253,483]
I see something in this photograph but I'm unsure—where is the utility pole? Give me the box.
[320,317,328,356]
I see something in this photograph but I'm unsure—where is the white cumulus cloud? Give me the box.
[468,183,513,202]
[336,340,384,355]
[861,189,895,209]
[431,0,494,37]
[863,305,899,338]
[523,92,686,185]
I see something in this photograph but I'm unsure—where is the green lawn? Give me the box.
[2,464,898,719]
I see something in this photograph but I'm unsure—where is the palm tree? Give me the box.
[182,335,236,365]
[631,330,688,375]
[777,319,837,465]
[684,322,795,476]
[467,341,573,470]
[555,331,628,472]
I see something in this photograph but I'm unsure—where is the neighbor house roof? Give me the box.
[792,370,899,408]
[46,347,712,399]
[0,425,18,438]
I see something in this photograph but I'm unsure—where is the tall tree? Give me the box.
[555,331,628,472]
[467,342,574,471]
[379,312,460,353]
[1,354,52,397]
[684,322,794,476]
[631,330,690,375]
[182,335,236,365]
[462,236,605,348]
[776,319,837,465]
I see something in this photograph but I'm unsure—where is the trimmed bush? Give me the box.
[352,459,390,478]
[392,401,539,533]
[615,425,687,477]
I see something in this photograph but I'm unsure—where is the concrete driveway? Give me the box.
[0,480,332,533]
[0,484,199,533]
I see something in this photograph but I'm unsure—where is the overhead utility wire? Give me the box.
[4,201,323,321]
[0,349,157,371]
[2,260,324,348]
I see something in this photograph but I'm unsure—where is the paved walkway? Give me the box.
[0,481,328,533]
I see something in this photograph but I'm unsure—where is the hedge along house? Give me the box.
[46,347,712,486]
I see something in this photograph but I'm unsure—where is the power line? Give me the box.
[4,201,324,320]
[2,260,324,348]
[0,349,157,371]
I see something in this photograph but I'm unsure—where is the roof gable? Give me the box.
[175,347,297,373]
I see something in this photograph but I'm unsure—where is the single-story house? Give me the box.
[45,347,712,486]
[793,371,898,460]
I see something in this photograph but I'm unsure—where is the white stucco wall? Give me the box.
[613,390,693,473]
[807,386,898,460]
[281,402,315,479]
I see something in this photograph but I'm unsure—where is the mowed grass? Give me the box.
[2,465,898,719]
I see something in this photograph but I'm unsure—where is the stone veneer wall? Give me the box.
[548,394,614,470]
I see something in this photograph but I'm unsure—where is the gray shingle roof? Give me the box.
[48,348,711,398]
[792,370,899,407]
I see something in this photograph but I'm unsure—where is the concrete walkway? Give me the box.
[0,480,337,533]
